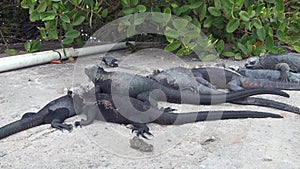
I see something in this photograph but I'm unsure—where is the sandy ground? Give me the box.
[0,48,300,169]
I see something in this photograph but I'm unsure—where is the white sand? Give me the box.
[0,49,299,168]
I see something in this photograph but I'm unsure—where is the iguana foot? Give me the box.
[162,107,176,112]
[51,122,73,132]
[275,63,292,82]
[102,56,118,67]
[131,123,153,139]
[74,121,82,128]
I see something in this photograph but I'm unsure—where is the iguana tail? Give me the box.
[166,88,289,105]
[230,97,300,115]
[0,114,44,140]
[153,110,282,125]
[239,77,300,90]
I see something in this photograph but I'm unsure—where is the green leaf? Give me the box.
[133,13,146,25]
[131,0,138,6]
[73,14,85,26]
[87,0,95,8]
[178,5,190,15]
[249,10,256,18]
[216,40,225,53]
[191,18,201,28]
[38,27,47,39]
[234,53,242,60]
[120,0,130,7]
[203,16,213,28]
[239,11,249,21]
[151,13,165,23]
[65,29,80,39]
[29,41,41,52]
[21,0,37,9]
[256,27,266,41]
[165,27,179,39]
[294,46,300,53]
[164,7,171,15]
[253,18,262,29]
[41,11,56,21]
[201,54,218,62]
[122,7,136,15]
[275,0,284,12]
[60,14,71,23]
[163,7,172,22]
[5,49,17,55]
[188,1,202,9]
[222,51,235,57]
[237,42,248,55]
[208,7,221,17]
[266,36,274,49]
[62,37,74,45]
[127,25,136,37]
[165,41,181,51]
[183,36,191,45]
[24,41,31,52]
[221,0,233,11]
[226,18,240,33]
[30,10,40,22]
[37,1,47,13]
[173,19,188,30]
[171,3,178,8]
[199,3,207,21]
[176,48,193,56]
[214,0,222,9]
[136,5,146,12]
[120,16,131,26]
[253,46,266,55]
[101,9,108,17]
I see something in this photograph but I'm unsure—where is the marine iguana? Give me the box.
[230,66,300,83]
[0,91,83,140]
[149,67,300,114]
[245,53,300,81]
[75,92,283,138]
[84,65,289,106]
[190,66,300,91]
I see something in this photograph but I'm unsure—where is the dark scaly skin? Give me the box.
[84,65,289,106]
[151,67,300,114]
[228,77,300,91]
[75,92,283,138]
[0,91,83,140]
[245,53,300,81]
[192,66,300,90]
[245,53,300,72]
[191,67,241,89]
[233,67,300,83]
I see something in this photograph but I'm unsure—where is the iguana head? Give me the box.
[84,64,110,83]
[245,57,262,69]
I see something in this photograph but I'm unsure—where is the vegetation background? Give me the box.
[0,0,299,59]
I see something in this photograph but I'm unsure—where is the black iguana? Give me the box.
[75,91,283,138]
[191,66,300,91]
[149,67,300,114]
[245,53,300,81]
[84,65,289,106]
[0,91,83,140]
[230,66,300,83]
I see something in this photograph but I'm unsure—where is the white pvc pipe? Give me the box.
[0,42,131,72]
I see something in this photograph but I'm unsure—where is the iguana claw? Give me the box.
[74,121,82,128]
[131,123,153,139]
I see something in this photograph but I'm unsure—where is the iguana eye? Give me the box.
[247,57,258,65]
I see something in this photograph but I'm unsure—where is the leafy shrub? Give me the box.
[20,0,109,46]
[119,0,300,59]
[17,0,300,59]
